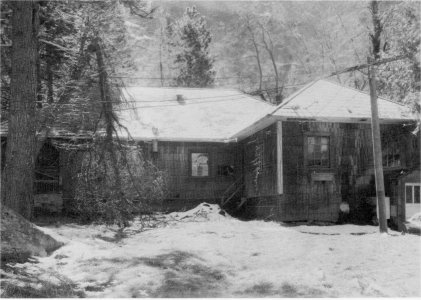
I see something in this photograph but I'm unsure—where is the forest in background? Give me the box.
[2,1,419,118]
[124,1,420,105]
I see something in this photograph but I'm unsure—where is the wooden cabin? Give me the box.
[115,80,419,222]
[235,80,419,223]
[1,80,419,223]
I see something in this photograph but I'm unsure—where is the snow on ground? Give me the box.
[407,212,421,230]
[2,203,420,297]
[292,224,379,235]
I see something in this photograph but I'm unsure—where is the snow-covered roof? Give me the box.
[230,79,415,140]
[117,87,274,142]
[2,80,414,142]
[271,79,415,122]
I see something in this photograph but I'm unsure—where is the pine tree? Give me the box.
[1,0,39,219]
[170,6,215,87]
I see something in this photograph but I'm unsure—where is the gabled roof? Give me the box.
[230,79,416,140]
[271,79,415,122]
[117,87,274,142]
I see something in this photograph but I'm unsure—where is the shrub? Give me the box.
[74,144,166,227]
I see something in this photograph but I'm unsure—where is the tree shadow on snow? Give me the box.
[0,265,84,298]
[142,251,226,298]
[239,281,327,298]
[81,250,226,297]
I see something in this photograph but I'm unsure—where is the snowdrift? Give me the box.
[167,202,231,222]
[406,212,421,233]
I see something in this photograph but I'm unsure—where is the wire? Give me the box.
[108,74,309,80]
[1,83,308,109]
[114,95,258,111]
[2,95,269,113]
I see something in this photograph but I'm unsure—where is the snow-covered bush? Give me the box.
[74,145,166,227]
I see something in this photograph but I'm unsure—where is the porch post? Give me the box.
[276,121,283,195]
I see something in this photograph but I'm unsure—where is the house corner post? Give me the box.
[276,121,283,196]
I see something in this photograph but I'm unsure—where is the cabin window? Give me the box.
[382,141,400,168]
[191,153,209,177]
[306,136,330,168]
[406,183,421,204]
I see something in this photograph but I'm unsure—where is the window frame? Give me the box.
[189,151,211,178]
[405,183,421,204]
[304,132,333,170]
[382,139,401,168]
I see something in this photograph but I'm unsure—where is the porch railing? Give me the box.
[220,177,244,208]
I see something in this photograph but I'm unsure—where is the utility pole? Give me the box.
[367,57,388,233]
[368,0,388,233]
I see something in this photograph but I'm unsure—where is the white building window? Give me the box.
[405,183,421,204]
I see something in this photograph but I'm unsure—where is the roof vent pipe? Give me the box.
[176,94,185,104]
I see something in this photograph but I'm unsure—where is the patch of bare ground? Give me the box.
[238,281,328,297]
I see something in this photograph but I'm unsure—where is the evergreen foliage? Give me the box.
[74,145,166,227]
[169,6,215,87]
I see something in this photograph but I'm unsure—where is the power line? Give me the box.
[1,83,308,109]
[2,95,270,113]
[114,96,258,111]
[108,74,308,80]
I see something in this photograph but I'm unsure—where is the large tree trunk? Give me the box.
[1,1,39,219]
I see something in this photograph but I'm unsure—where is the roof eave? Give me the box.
[230,114,275,141]
[119,136,238,143]
[273,115,417,124]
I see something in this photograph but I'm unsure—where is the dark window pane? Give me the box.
[382,142,400,167]
[406,186,413,203]
[415,186,420,204]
